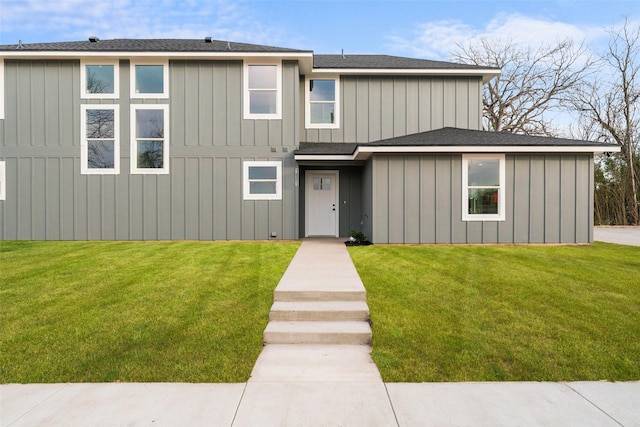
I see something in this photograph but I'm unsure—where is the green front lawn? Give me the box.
[349,242,640,382]
[0,240,299,383]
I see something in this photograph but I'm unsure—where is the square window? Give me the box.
[250,91,277,114]
[131,105,169,174]
[81,105,119,174]
[130,60,169,98]
[87,140,116,169]
[305,77,340,129]
[244,62,281,119]
[243,161,282,200]
[81,60,119,99]
[462,154,505,221]
[248,65,277,89]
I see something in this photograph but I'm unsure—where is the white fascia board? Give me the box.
[0,50,314,61]
[311,68,501,82]
[294,154,355,161]
[295,144,620,162]
[0,58,4,119]
[356,145,621,155]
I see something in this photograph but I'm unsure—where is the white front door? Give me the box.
[306,171,339,237]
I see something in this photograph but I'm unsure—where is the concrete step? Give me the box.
[263,321,372,345]
[274,289,366,302]
[269,301,370,322]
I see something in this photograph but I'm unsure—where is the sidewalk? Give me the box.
[594,226,640,246]
[2,238,639,426]
[3,381,639,426]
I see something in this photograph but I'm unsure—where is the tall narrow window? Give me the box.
[244,62,281,119]
[130,60,169,98]
[243,161,282,200]
[130,105,169,174]
[462,154,505,221]
[81,105,119,174]
[81,60,119,99]
[305,77,339,129]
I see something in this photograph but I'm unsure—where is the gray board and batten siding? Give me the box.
[301,76,483,143]
[367,153,594,244]
[0,59,300,240]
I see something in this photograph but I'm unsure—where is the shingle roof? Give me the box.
[296,127,618,155]
[367,127,616,147]
[296,143,359,156]
[0,38,309,53]
[314,54,495,70]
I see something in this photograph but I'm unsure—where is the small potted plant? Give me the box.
[345,230,372,246]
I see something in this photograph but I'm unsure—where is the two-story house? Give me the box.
[0,38,618,243]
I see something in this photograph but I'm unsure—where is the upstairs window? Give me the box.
[244,62,282,119]
[130,105,169,174]
[81,60,119,99]
[305,77,339,129]
[81,105,120,175]
[243,161,282,200]
[462,154,505,221]
[130,60,169,98]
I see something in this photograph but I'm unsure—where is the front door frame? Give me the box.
[305,170,340,237]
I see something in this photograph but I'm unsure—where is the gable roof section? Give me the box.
[313,54,499,81]
[314,54,490,70]
[294,127,621,161]
[0,38,307,53]
[0,38,498,79]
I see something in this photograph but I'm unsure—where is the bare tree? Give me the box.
[571,20,640,225]
[452,38,595,137]
[86,69,110,94]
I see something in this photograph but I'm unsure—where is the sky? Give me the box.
[0,0,638,61]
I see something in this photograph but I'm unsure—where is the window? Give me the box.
[130,105,169,174]
[130,60,169,98]
[243,161,282,200]
[462,154,505,221]
[81,60,119,99]
[305,77,340,129]
[81,105,120,174]
[313,177,331,190]
[244,62,282,119]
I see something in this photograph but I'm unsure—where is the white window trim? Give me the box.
[130,104,170,175]
[80,59,119,99]
[0,59,4,119]
[243,60,282,120]
[243,161,282,200]
[462,154,506,221]
[0,161,6,200]
[80,104,120,175]
[305,76,340,129]
[130,59,169,99]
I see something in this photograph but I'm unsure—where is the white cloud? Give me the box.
[0,0,289,46]
[386,13,610,60]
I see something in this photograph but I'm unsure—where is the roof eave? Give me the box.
[0,49,315,62]
[311,67,501,82]
[294,144,621,162]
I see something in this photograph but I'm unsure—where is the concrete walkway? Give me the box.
[594,226,640,246]
[2,238,640,426]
